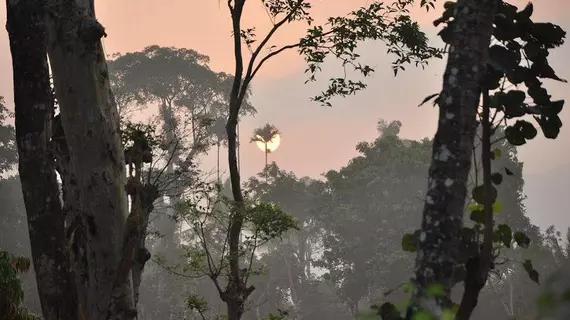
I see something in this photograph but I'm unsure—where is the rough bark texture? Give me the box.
[52,114,90,313]
[408,0,499,317]
[44,0,134,318]
[6,1,79,319]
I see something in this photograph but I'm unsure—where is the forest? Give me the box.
[0,0,569,320]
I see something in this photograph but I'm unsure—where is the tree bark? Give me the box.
[44,0,134,318]
[408,0,498,317]
[6,1,79,319]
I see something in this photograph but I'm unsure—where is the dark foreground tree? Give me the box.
[6,1,80,319]
[7,0,150,319]
[407,0,499,316]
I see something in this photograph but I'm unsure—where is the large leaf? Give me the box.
[514,231,531,248]
[523,259,540,284]
[488,45,519,71]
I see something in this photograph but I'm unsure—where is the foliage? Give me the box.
[160,180,298,319]
[429,1,566,145]
[250,123,281,146]
[297,0,444,105]
[315,121,431,316]
[0,97,17,174]
[0,251,39,320]
[108,45,255,121]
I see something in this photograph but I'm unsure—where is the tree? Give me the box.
[246,164,328,316]
[408,0,500,316]
[223,1,440,318]
[6,0,157,318]
[107,46,257,318]
[108,45,256,256]
[6,1,80,319]
[315,121,431,318]
[408,0,567,318]
[250,123,281,181]
[168,179,297,320]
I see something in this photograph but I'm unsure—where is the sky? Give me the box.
[0,0,568,232]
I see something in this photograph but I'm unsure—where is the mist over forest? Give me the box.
[1,0,570,320]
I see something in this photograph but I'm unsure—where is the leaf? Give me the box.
[541,100,564,117]
[427,283,445,297]
[440,309,455,320]
[505,120,537,145]
[525,78,552,104]
[402,231,420,252]
[516,2,533,20]
[419,93,440,107]
[504,90,526,107]
[485,64,505,90]
[472,185,497,204]
[523,259,540,284]
[492,148,502,159]
[491,172,503,185]
[506,66,530,85]
[535,115,562,139]
[470,210,485,224]
[503,90,526,118]
[395,297,411,314]
[531,60,568,82]
[505,126,526,145]
[514,231,531,248]
[530,22,566,49]
[467,202,483,212]
[523,42,548,62]
[537,292,556,309]
[492,199,503,213]
[376,302,401,319]
[489,92,505,109]
[488,45,519,71]
[496,224,512,247]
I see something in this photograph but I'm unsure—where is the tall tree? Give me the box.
[316,121,431,318]
[408,0,499,316]
[6,1,80,319]
[409,0,566,317]
[107,46,255,256]
[223,1,439,318]
[7,0,157,318]
[250,124,281,181]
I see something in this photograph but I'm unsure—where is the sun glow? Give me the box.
[255,134,281,153]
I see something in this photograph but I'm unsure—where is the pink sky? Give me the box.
[0,0,569,230]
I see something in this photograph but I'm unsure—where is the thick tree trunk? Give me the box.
[44,0,134,319]
[408,0,498,317]
[6,1,80,319]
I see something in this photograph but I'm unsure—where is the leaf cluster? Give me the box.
[435,1,566,144]
[0,97,17,174]
[0,251,37,320]
[299,0,443,105]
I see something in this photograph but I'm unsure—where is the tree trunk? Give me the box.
[408,0,498,317]
[6,1,79,319]
[44,0,134,318]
